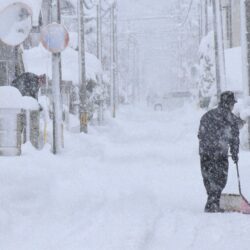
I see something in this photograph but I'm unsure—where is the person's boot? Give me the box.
[204,196,215,212]
[204,200,225,213]
[214,207,225,213]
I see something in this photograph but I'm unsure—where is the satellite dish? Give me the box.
[0,2,32,46]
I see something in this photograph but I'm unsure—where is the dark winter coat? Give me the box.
[11,72,41,100]
[198,105,240,160]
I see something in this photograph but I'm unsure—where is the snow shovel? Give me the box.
[220,163,250,214]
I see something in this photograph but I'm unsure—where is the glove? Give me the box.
[232,154,239,164]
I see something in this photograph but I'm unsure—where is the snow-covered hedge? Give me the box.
[198,31,216,105]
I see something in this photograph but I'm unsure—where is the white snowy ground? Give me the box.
[1,103,250,250]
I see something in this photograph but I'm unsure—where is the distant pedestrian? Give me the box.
[198,91,245,213]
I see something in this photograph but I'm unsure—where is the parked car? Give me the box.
[149,91,193,111]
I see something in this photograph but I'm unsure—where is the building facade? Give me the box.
[221,0,241,48]
[200,0,241,49]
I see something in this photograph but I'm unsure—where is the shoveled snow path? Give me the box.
[0,105,250,250]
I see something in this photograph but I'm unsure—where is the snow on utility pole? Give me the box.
[51,0,62,154]
[78,0,88,133]
[241,0,250,149]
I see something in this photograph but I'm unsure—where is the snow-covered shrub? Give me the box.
[198,31,216,108]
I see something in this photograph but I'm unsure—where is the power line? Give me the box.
[179,0,194,27]
[117,16,176,22]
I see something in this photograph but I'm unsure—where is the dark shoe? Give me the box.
[204,207,225,213]
[204,207,215,213]
[215,207,225,213]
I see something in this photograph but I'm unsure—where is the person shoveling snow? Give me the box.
[198,91,246,213]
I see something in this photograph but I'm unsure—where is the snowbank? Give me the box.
[199,33,243,95]
[22,96,39,110]
[0,104,250,250]
[22,44,102,85]
[0,86,23,109]
[0,86,39,110]
[225,46,243,92]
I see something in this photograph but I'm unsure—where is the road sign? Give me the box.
[40,23,69,53]
[0,3,32,46]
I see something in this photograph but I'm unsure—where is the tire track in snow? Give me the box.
[138,210,164,250]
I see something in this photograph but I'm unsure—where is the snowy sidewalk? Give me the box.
[0,104,250,250]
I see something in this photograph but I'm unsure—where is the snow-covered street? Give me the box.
[1,0,250,249]
[1,104,250,250]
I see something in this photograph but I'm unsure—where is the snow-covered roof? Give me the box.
[22,44,102,85]
[22,96,39,110]
[0,0,43,26]
[0,86,23,109]
[0,86,40,109]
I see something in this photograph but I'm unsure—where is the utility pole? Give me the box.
[96,0,104,124]
[200,0,208,37]
[198,1,202,42]
[204,0,208,35]
[218,0,227,90]
[97,0,102,60]
[110,1,117,118]
[115,2,119,110]
[241,0,250,149]
[51,0,62,154]
[226,0,233,48]
[135,46,140,103]
[132,38,136,104]
[130,36,137,104]
[78,0,88,133]
[212,0,222,101]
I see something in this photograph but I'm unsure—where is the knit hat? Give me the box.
[220,91,237,106]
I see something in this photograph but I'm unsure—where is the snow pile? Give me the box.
[0,86,40,110]
[23,44,102,84]
[225,47,243,92]
[198,31,216,98]
[0,104,250,250]
[22,96,39,110]
[0,86,23,109]
[199,35,243,100]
